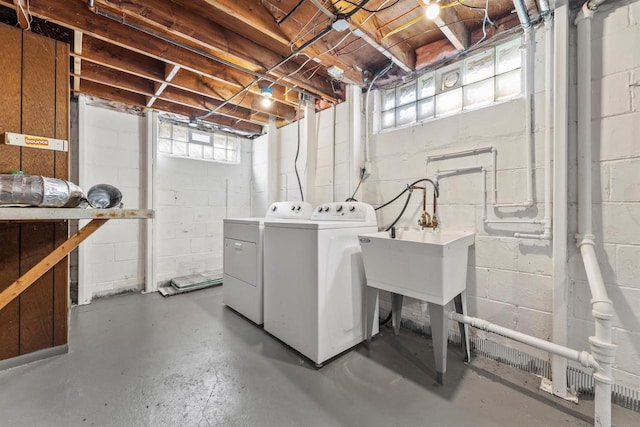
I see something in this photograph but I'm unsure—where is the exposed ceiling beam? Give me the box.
[74,36,297,121]
[0,0,339,103]
[433,4,469,52]
[151,98,264,135]
[309,0,415,72]
[198,0,291,46]
[12,0,28,28]
[73,30,82,92]
[75,61,268,126]
[90,0,337,100]
[169,70,298,120]
[147,64,180,108]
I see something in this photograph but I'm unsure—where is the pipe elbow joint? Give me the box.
[578,234,596,249]
[591,298,614,320]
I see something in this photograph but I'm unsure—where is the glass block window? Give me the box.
[377,36,523,130]
[158,120,240,164]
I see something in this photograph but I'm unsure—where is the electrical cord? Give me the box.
[295,113,304,202]
[346,177,364,202]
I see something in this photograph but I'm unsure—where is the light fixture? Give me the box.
[332,14,350,32]
[424,0,440,20]
[260,85,273,107]
[327,65,344,79]
[188,117,198,127]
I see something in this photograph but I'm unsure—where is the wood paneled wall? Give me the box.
[0,23,70,360]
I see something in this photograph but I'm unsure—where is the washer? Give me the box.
[223,201,313,324]
[263,202,379,366]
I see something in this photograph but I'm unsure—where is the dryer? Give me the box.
[223,201,313,324]
[263,202,379,366]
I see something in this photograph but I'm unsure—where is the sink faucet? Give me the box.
[412,181,438,229]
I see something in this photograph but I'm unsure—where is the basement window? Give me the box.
[157,121,240,164]
[378,36,522,131]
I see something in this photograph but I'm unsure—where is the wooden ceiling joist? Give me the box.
[433,4,470,52]
[12,0,28,28]
[90,0,338,101]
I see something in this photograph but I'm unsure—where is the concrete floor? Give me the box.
[0,287,637,427]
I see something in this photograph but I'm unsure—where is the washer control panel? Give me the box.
[266,201,313,219]
[311,202,376,222]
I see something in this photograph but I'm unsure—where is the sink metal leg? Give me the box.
[428,303,448,384]
[391,293,403,335]
[454,292,471,363]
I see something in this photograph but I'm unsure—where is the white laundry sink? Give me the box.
[358,229,475,305]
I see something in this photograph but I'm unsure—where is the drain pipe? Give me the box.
[448,312,601,372]
[576,2,616,426]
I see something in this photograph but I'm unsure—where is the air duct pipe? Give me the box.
[576,2,616,426]
[0,174,85,207]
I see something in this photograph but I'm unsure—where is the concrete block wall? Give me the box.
[287,11,639,390]
[566,1,640,389]
[79,100,145,302]
[156,137,252,284]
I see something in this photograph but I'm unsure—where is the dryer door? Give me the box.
[224,238,258,286]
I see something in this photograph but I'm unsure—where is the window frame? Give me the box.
[377,35,524,132]
[157,120,241,164]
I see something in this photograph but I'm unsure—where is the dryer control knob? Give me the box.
[336,204,343,212]
[271,205,277,211]
[296,206,301,211]
[291,205,296,211]
[349,205,356,212]
[323,206,330,212]
[317,206,323,212]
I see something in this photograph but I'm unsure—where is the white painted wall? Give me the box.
[155,137,252,284]
[78,99,253,299]
[254,4,640,390]
[78,99,145,302]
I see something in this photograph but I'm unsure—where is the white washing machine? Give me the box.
[223,201,313,324]
[263,202,379,366]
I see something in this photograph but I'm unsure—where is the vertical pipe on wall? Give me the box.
[76,95,90,305]
[267,116,279,203]
[550,2,569,398]
[576,2,616,425]
[143,111,157,293]
[350,85,363,195]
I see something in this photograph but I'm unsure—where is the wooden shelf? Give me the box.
[0,208,154,222]
[0,208,154,313]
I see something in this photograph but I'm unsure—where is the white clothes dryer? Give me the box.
[263,202,379,366]
[223,201,313,324]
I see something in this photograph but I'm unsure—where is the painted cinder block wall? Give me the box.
[155,137,252,284]
[254,3,640,390]
[78,100,253,300]
[78,100,145,303]
[566,1,640,389]
[365,6,639,389]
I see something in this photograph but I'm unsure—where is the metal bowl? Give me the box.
[87,184,122,209]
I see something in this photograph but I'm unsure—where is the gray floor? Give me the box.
[0,288,637,427]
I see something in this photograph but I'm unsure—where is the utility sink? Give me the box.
[358,229,475,305]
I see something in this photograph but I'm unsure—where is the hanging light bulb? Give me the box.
[425,0,440,20]
[260,85,273,108]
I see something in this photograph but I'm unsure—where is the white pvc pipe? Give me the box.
[491,28,535,209]
[576,2,616,425]
[449,312,600,371]
[551,4,570,399]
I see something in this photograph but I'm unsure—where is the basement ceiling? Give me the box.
[0,0,541,137]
